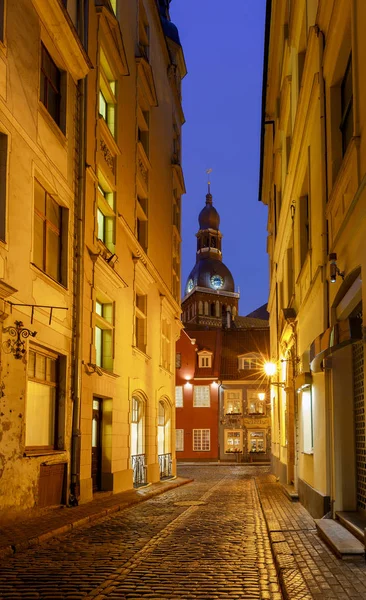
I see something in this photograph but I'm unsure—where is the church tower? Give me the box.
[182,188,239,329]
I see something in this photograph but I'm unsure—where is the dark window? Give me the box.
[176,352,181,369]
[299,195,309,268]
[0,133,7,242]
[34,180,65,284]
[40,44,61,127]
[340,55,353,155]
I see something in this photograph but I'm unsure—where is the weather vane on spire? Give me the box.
[206,168,212,194]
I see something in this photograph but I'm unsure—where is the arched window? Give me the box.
[210,302,215,316]
[198,301,203,315]
[131,395,147,486]
[204,301,209,316]
[232,306,237,318]
[158,398,172,479]
[215,301,220,317]
[131,396,145,456]
[211,237,216,248]
[221,304,226,316]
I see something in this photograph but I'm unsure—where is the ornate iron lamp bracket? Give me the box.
[2,321,37,359]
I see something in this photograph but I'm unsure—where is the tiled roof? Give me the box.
[234,316,269,329]
[220,329,270,380]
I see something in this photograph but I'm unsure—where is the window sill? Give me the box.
[159,365,173,376]
[24,449,66,458]
[302,450,314,456]
[99,367,120,379]
[30,263,68,294]
[132,345,151,361]
[38,101,67,148]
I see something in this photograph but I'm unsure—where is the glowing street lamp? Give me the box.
[264,362,277,377]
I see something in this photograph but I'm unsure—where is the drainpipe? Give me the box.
[317,25,333,513]
[69,0,88,506]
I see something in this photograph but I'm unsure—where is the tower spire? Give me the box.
[206,168,212,203]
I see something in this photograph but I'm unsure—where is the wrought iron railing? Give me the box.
[131,454,147,487]
[158,453,172,479]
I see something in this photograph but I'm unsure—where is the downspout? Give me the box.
[69,0,88,506]
[317,25,333,513]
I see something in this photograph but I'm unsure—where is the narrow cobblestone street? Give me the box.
[0,466,282,600]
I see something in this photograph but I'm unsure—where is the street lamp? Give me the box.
[263,361,287,388]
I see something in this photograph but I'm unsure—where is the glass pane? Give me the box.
[46,357,56,383]
[96,301,103,316]
[97,208,105,241]
[34,180,46,214]
[26,382,55,447]
[35,354,46,380]
[131,422,138,455]
[92,417,98,447]
[46,196,60,229]
[33,214,44,269]
[46,227,60,281]
[158,425,165,455]
[99,91,107,120]
[28,351,35,378]
[95,326,102,367]
[47,87,59,124]
[158,401,165,425]
[93,399,100,410]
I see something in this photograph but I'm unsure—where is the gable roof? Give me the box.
[220,328,270,380]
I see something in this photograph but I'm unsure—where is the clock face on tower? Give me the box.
[186,279,194,293]
[210,274,224,290]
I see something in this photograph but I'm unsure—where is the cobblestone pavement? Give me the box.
[256,475,366,600]
[0,465,282,600]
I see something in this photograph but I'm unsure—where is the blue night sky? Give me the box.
[170,0,268,316]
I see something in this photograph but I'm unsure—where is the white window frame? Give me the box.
[175,385,183,407]
[224,389,242,414]
[238,353,262,370]
[198,351,212,368]
[176,429,184,451]
[248,430,266,453]
[193,429,210,451]
[97,176,115,253]
[247,390,266,415]
[224,430,243,454]
[193,385,210,407]
[99,47,117,138]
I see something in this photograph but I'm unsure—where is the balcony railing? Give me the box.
[131,454,147,487]
[158,453,172,480]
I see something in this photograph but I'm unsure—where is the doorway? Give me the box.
[92,397,102,492]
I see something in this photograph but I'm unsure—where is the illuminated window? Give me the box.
[193,429,210,451]
[193,386,210,407]
[238,354,262,370]
[99,49,117,137]
[302,388,313,453]
[136,196,148,252]
[249,431,266,452]
[135,292,147,353]
[131,396,144,456]
[95,299,114,371]
[175,386,183,408]
[224,390,242,414]
[224,430,242,453]
[26,348,60,449]
[175,353,182,369]
[247,391,266,415]
[176,429,184,451]
[161,319,171,371]
[97,181,115,252]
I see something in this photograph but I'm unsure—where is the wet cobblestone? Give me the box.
[0,466,282,599]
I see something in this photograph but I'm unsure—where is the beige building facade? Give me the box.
[0,0,185,511]
[260,0,366,520]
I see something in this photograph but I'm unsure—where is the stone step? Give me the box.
[336,511,366,543]
[280,483,299,502]
[315,518,365,559]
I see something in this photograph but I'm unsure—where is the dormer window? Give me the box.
[238,353,262,370]
[198,350,212,368]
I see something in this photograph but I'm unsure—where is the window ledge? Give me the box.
[132,345,151,361]
[100,368,120,379]
[38,101,68,147]
[24,449,66,458]
[30,263,69,294]
[302,451,314,456]
[159,365,173,376]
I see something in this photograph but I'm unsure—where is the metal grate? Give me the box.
[353,340,365,510]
